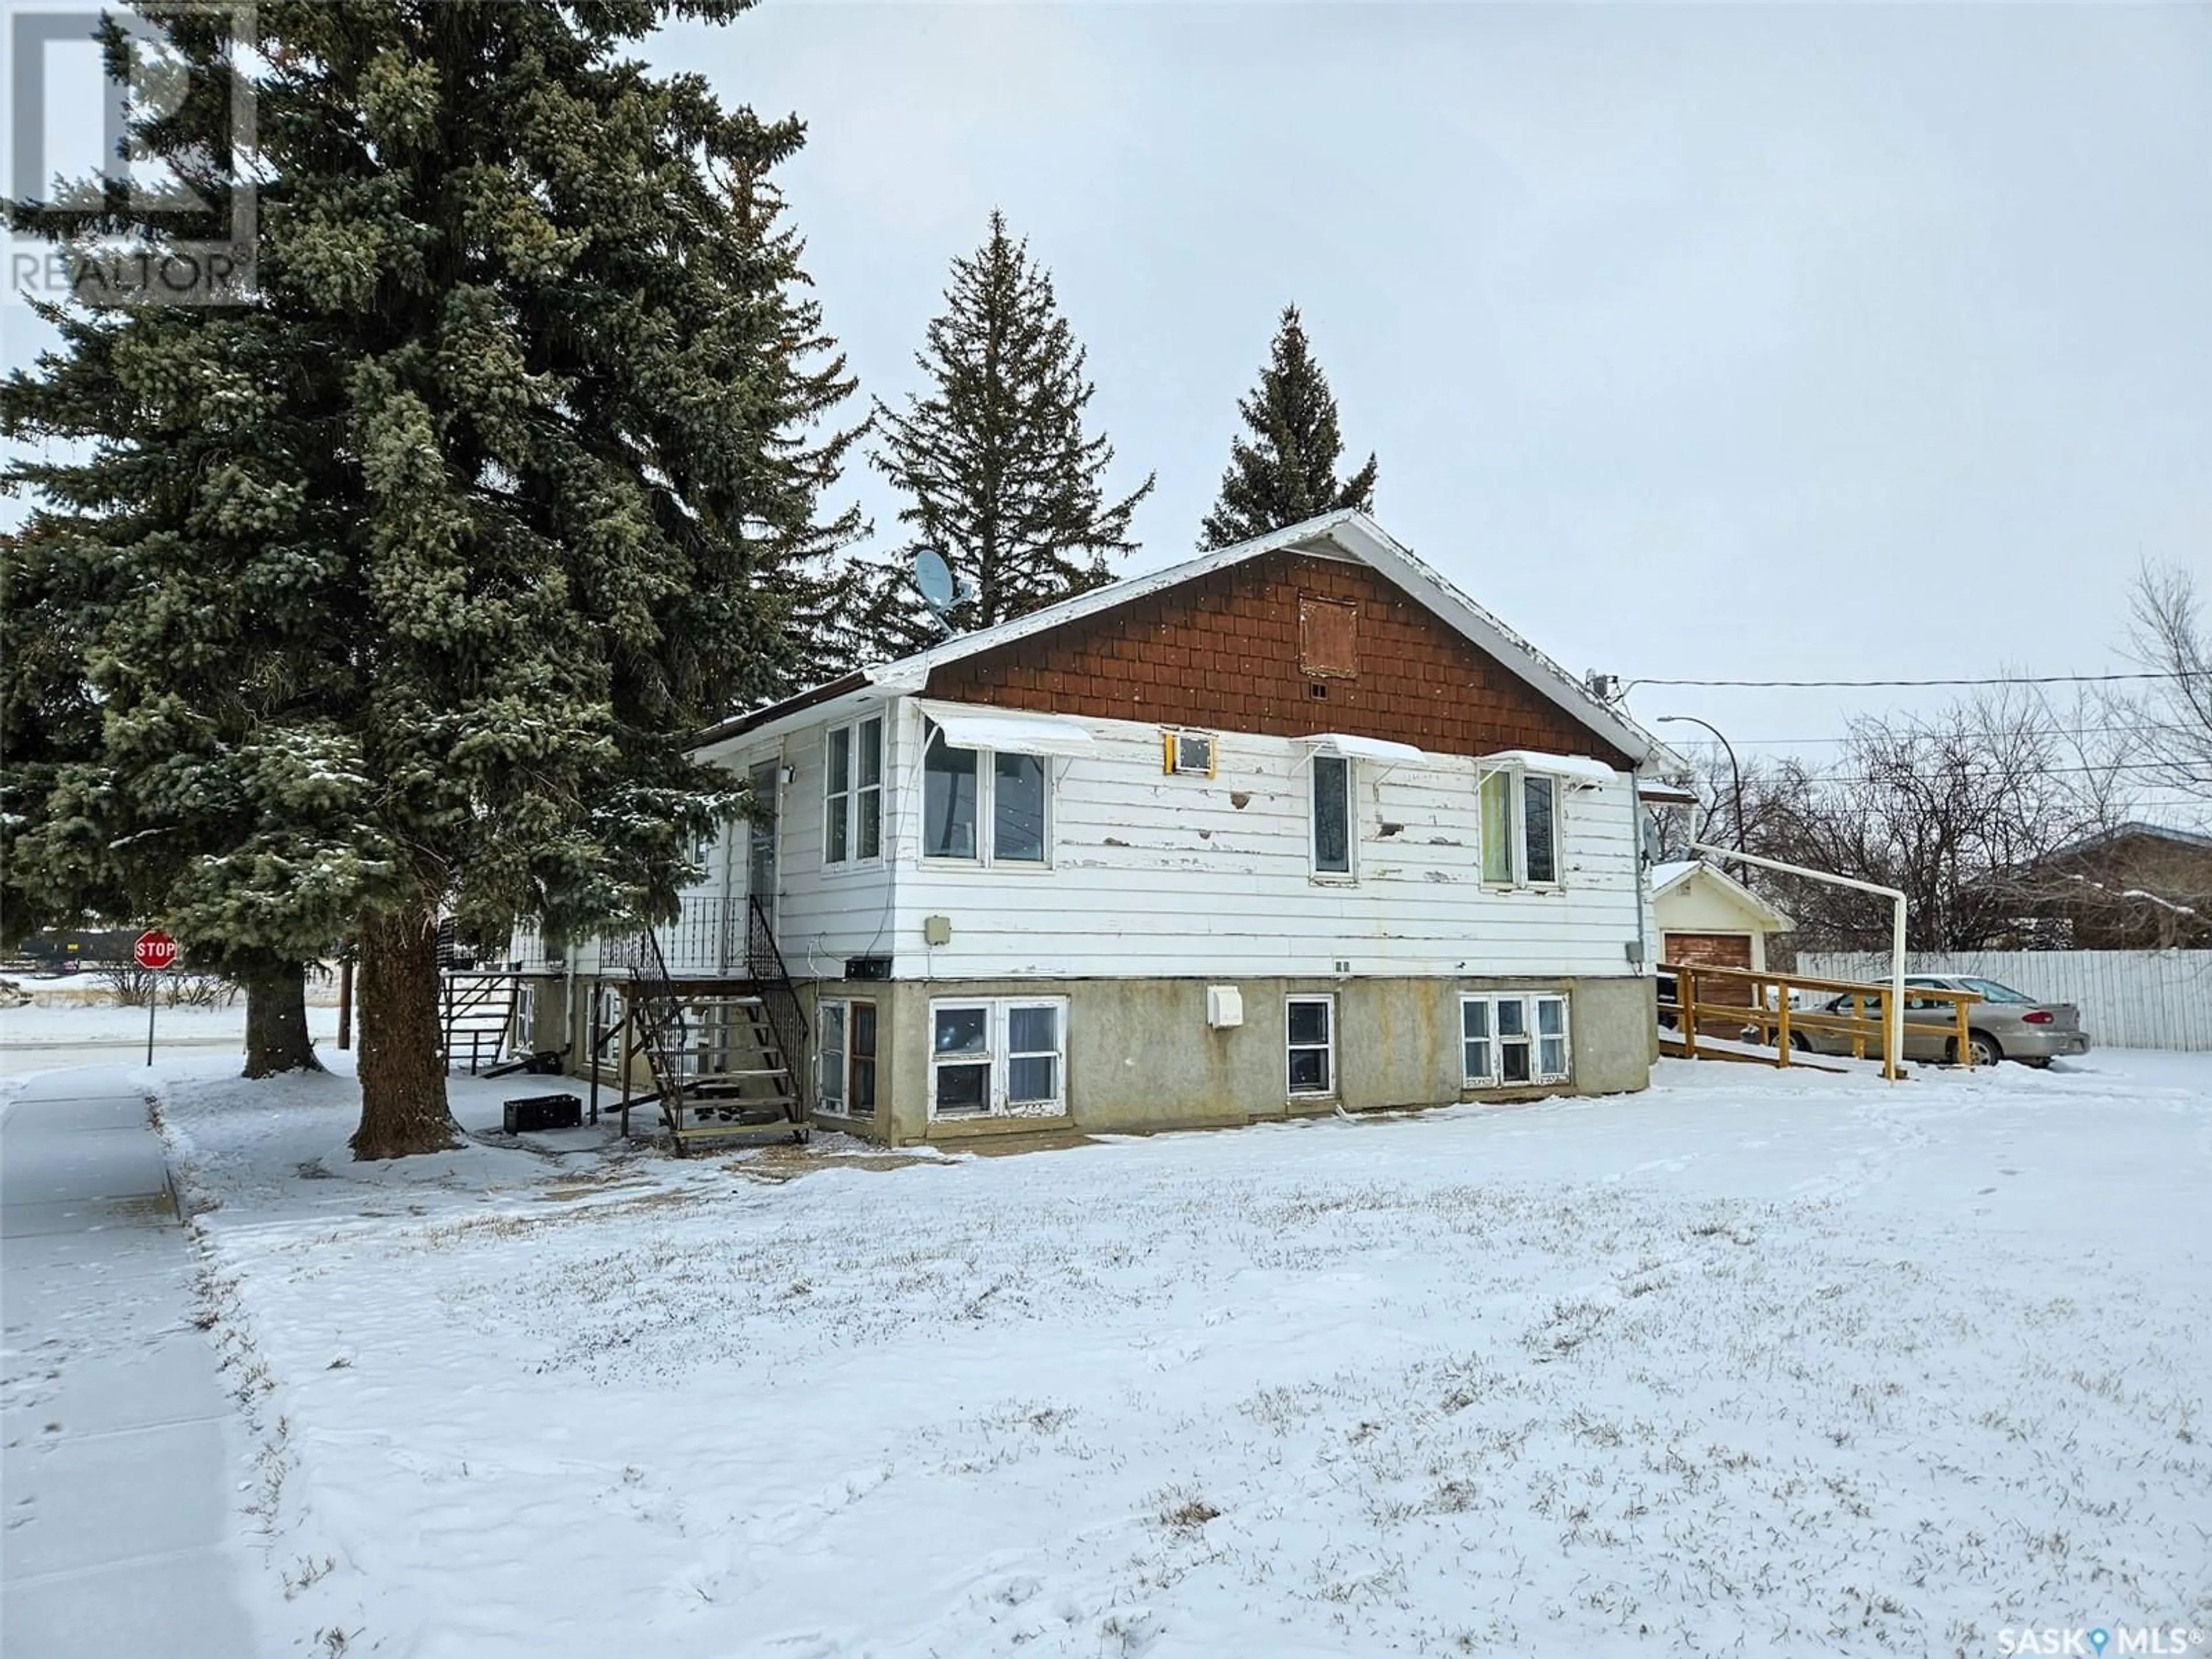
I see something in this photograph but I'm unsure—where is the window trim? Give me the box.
[926,995,1070,1119]
[920,718,1055,871]
[1475,764,1565,890]
[821,715,885,870]
[1461,992,1572,1088]
[1309,754,1355,882]
[1285,993,1338,1100]
[816,997,878,1118]
[1162,729,1218,777]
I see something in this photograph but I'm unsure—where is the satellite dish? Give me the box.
[915,548,955,609]
[913,548,960,636]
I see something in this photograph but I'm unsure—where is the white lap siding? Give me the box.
[888,702,1643,982]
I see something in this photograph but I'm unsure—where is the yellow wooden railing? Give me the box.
[1661,962,1983,1080]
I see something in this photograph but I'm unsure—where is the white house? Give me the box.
[514,510,1687,1147]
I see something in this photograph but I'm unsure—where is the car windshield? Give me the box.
[1956,978,2036,1003]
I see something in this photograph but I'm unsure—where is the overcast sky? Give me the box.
[7,3,2209,802]
[657,1,2212,800]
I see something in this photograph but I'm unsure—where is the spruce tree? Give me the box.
[3,1,861,1157]
[858,211,1153,658]
[1,318,334,1078]
[1198,305,1378,550]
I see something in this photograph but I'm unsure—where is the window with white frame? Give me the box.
[1286,994,1336,1096]
[1477,767,1562,887]
[929,997,1067,1117]
[1462,992,1571,1086]
[510,984,536,1055]
[923,721,1050,865]
[817,998,878,1117]
[823,716,884,865]
[1311,755,1353,877]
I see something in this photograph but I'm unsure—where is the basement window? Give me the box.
[929,997,1067,1118]
[1286,995,1336,1097]
[817,998,877,1118]
[1462,993,1571,1087]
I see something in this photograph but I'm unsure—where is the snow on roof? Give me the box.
[1650,861,1700,892]
[915,700,1097,758]
[707,511,1686,771]
[1301,732,1430,764]
[1480,750,1620,785]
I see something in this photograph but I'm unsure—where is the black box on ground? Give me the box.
[503,1093,582,1134]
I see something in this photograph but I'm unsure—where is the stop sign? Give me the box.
[134,930,180,972]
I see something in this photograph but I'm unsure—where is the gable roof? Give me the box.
[704,510,1685,771]
[1650,857,1794,931]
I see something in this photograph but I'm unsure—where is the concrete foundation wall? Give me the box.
[533,972,1656,1149]
[806,974,1651,1147]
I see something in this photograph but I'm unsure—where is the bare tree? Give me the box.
[1649,746,1792,869]
[2120,562,2212,809]
[1747,690,2105,952]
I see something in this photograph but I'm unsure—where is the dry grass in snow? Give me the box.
[139,1047,2212,1658]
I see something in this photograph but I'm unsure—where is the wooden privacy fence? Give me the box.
[1662,961,1982,1080]
[1798,950,2212,1052]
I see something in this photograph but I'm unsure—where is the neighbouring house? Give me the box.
[1997,823,2212,949]
[511,509,1687,1147]
[1652,859,1796,976]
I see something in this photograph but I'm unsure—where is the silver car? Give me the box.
[1800,975,2090,1067]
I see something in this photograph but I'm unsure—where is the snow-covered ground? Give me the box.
[105,1044,2212,1656]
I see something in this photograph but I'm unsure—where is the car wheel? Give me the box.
[1954,1031,2002,1068]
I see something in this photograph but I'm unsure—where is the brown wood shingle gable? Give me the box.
[922,549,1635,769]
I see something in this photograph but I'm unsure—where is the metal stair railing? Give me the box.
[744,894,810,1120]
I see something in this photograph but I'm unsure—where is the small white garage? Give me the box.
[1652,859,1794,975]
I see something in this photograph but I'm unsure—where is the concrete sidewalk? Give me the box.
[1,1066,259,1657]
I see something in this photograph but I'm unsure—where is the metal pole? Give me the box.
[1657,715,1745,878]
[146,990,156,1067]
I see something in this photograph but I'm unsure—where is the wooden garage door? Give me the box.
[1665,933,1752,971]
[1665,933,1753,1024]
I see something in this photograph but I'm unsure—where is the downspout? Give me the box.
[1630,772,1651,975]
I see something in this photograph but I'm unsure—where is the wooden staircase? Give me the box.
[620,896,809,1151]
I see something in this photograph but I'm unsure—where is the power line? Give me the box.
[1692,722,2190,749]
[1623,671,2186,692]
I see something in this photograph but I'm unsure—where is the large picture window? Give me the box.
[1477,767,1563,888]
[824,717,884,866]
[928,997,1069,1118]
[1462,993,1571,1087]
[924,722,1051,866]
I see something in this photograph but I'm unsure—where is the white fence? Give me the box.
[1797,950,2212,1052]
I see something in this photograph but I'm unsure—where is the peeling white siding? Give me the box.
[677,697,1649,983]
